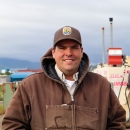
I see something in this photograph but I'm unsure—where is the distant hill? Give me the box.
[0,58,41,69]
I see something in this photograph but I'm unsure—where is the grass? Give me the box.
[0,90,3,101]
[0,97,3,101]
[0,105,4,115]
[0,91,3,101]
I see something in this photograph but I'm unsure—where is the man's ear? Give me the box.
[81,47,83,52]
[81,47,83,57]
[52,48,55,58]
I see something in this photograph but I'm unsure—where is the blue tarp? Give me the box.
[11,72,35,82]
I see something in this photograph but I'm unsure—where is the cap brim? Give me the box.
[54,38,82,47]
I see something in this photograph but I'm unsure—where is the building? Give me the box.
[11,72,35,82]
[0,75,10,85]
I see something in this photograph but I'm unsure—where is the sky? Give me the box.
[0,0,130,65]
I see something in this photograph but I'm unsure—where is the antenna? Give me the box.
[109,18,113,47]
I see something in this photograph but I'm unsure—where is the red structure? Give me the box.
[108,48,123,65]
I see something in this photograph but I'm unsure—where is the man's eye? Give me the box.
[73,46,80,49]
[58,47,65,49]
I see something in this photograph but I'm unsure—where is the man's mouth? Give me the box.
[64,59,73,62]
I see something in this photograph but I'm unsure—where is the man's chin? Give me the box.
[64,68,76,73]
[64,68,73,71]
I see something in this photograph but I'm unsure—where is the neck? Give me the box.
[64,75,74,81]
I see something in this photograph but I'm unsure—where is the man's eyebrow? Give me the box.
[56,45,64,47]
[57,44,79,47]
[72,44,80,47]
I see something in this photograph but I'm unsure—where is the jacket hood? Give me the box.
[40,48,90,83]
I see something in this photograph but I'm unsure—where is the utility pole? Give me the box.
[102,27,105,64]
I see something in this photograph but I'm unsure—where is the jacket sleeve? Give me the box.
[2,82,31,130]
[107,87,126,129]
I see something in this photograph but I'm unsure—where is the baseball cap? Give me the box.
[53,26,82,47]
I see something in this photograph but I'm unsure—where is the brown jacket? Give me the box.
[2,49,126,130]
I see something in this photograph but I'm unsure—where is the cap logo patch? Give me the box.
[63,27,71,35]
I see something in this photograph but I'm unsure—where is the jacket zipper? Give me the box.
[45,72,80,102]
[48,76,80,130]
[73,104,76,130]
[51,78,74,102]
[71,83,80,130]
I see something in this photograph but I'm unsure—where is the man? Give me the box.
[2,26,126,129]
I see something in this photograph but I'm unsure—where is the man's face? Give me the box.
[52,39,83,77]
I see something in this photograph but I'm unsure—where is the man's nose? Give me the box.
[65,48,72,56]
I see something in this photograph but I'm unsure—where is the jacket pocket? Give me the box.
[75,105,99,130]
[46,105,72,130]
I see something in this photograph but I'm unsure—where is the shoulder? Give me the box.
[23,71,46,82]
[18,71,49,89]
[84,72,111,90]
[15,71,51,96]
[87,71,109,82]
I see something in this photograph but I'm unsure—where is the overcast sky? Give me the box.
[0,0,130,65]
